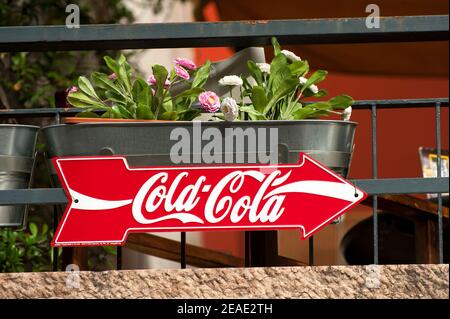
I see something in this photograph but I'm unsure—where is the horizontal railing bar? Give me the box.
[0,108,96,118]
[0,178,448,205]
[351,98,449,109]
[0,15,448,52]
[0,188,67,205]
[1,98,448,118]
[352,178,449,195]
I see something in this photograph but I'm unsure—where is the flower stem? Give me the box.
[239,86,245,120]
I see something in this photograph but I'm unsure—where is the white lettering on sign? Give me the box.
[131,170,290,225]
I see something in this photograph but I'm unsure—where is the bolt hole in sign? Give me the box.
[51,153,367,247]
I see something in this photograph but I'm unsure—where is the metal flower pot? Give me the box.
[42,120,356,177]
[0,124,39,227]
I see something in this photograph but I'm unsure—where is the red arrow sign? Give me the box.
[51,153,367,247]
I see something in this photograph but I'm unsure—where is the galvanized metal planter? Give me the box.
[0,124,39,227]
[42,120,356,177]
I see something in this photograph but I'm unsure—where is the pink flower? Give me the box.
[199,91,220,113]
[66,86,78,94]
[147,74,171,88]
[147,74,157,85]
[108,73,117,80]
[174,57,197,70]
[175,65,190,80]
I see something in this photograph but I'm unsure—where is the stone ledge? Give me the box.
[0,264,448,299]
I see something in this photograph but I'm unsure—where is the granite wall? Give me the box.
[0,264,447,299]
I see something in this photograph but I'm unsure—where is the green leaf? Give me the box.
[104,56,120,75]
[91,72,123,96]
[293,107,325,119]
[42,224,48,235]
[240,106,266,119]
[136,105,155,120]
[288,60,309,77]
[105,90,127,105]
[247,60,263,86]
[271,37,281,56]
[173,87,204,100]
[329,94,354,110]
[78,76,99,100]
[138,87,152,110]
[315,89,328,98]
[76,111,100,118]
[152,65,169,90]
[247,112,260,121]
[161,99,173,113]
[293,102,332,119]
[117,61,132,94]
[291,102,303,114]
[102,246,117,255]
[112,105,132,119]
[132,77,148,102]
[301,70,328,93]
[67,92,106,109]
[192,60,211,88]
[118,53,127,65]
[301,88,328,98]
[101,110,114,118]
[29,223,37,237]
[159,111,178,120]
[283,102,303,120]
[305,102,332,110]
[269,53,290,93]
[178,109,202,121]
[212,114,226,121]
[48,95,55,108]
[272,67,292,94]
[241,77,252,91]
[250,86,268,113]
[264,77,298,115]
[152,64,169,115]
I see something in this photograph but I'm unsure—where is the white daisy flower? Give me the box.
[309,84,319,94]
[281,49,301,62]
[256,62,271,74]
[218,75,243,86]
[220,97,239,121]
[299,77,319,94]
[342,106,352,121]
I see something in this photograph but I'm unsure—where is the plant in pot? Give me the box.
[64,54,211,123]
[43,36,357,193]
[204,37,355,177]
[50,37,355,171]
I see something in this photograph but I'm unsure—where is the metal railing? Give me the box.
[0,15,448,269]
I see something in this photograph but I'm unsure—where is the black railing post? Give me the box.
[435,102,444,264]
[371,103,379,265]
[180,232,186,269]
[309,237,314,266]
